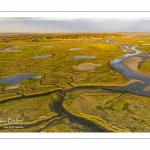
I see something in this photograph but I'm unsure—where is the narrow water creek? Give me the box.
[54,40,150,132]
[1,41,150,132]
[53,88,111,132]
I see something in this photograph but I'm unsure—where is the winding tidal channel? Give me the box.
[110,44,150,96]
[55,41,150,132]
[1,41,150,132]
[53,41,150,132]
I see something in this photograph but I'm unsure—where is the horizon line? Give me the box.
[0,32,150,34]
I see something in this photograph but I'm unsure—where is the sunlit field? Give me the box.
[0,33,150,132]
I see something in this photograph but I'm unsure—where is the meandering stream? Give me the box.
[110,45,150,96]
[54,41,150,132]
[1,41,150,132]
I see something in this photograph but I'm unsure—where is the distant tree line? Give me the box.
[0,33,122,42]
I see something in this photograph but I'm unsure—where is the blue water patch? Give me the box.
[72,56,95,59]
[1,73,39,85]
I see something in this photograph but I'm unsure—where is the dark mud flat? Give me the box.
[1,73,39,85]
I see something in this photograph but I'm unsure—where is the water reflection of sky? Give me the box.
[72,56,95,59]
[1,73,39,85]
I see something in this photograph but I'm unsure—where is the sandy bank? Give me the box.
[143,85,150,92]
[119,45,136,54]
[119,52,149,72]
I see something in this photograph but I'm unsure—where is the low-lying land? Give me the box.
[0,33,150,132]
[63,89,150,132]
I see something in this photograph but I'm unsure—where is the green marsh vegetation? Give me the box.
[0,33,150,132]
[63,89,150,132]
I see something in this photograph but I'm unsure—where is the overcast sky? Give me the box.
[0,17,150,33]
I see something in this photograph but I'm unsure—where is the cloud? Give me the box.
[0,17,150,32]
